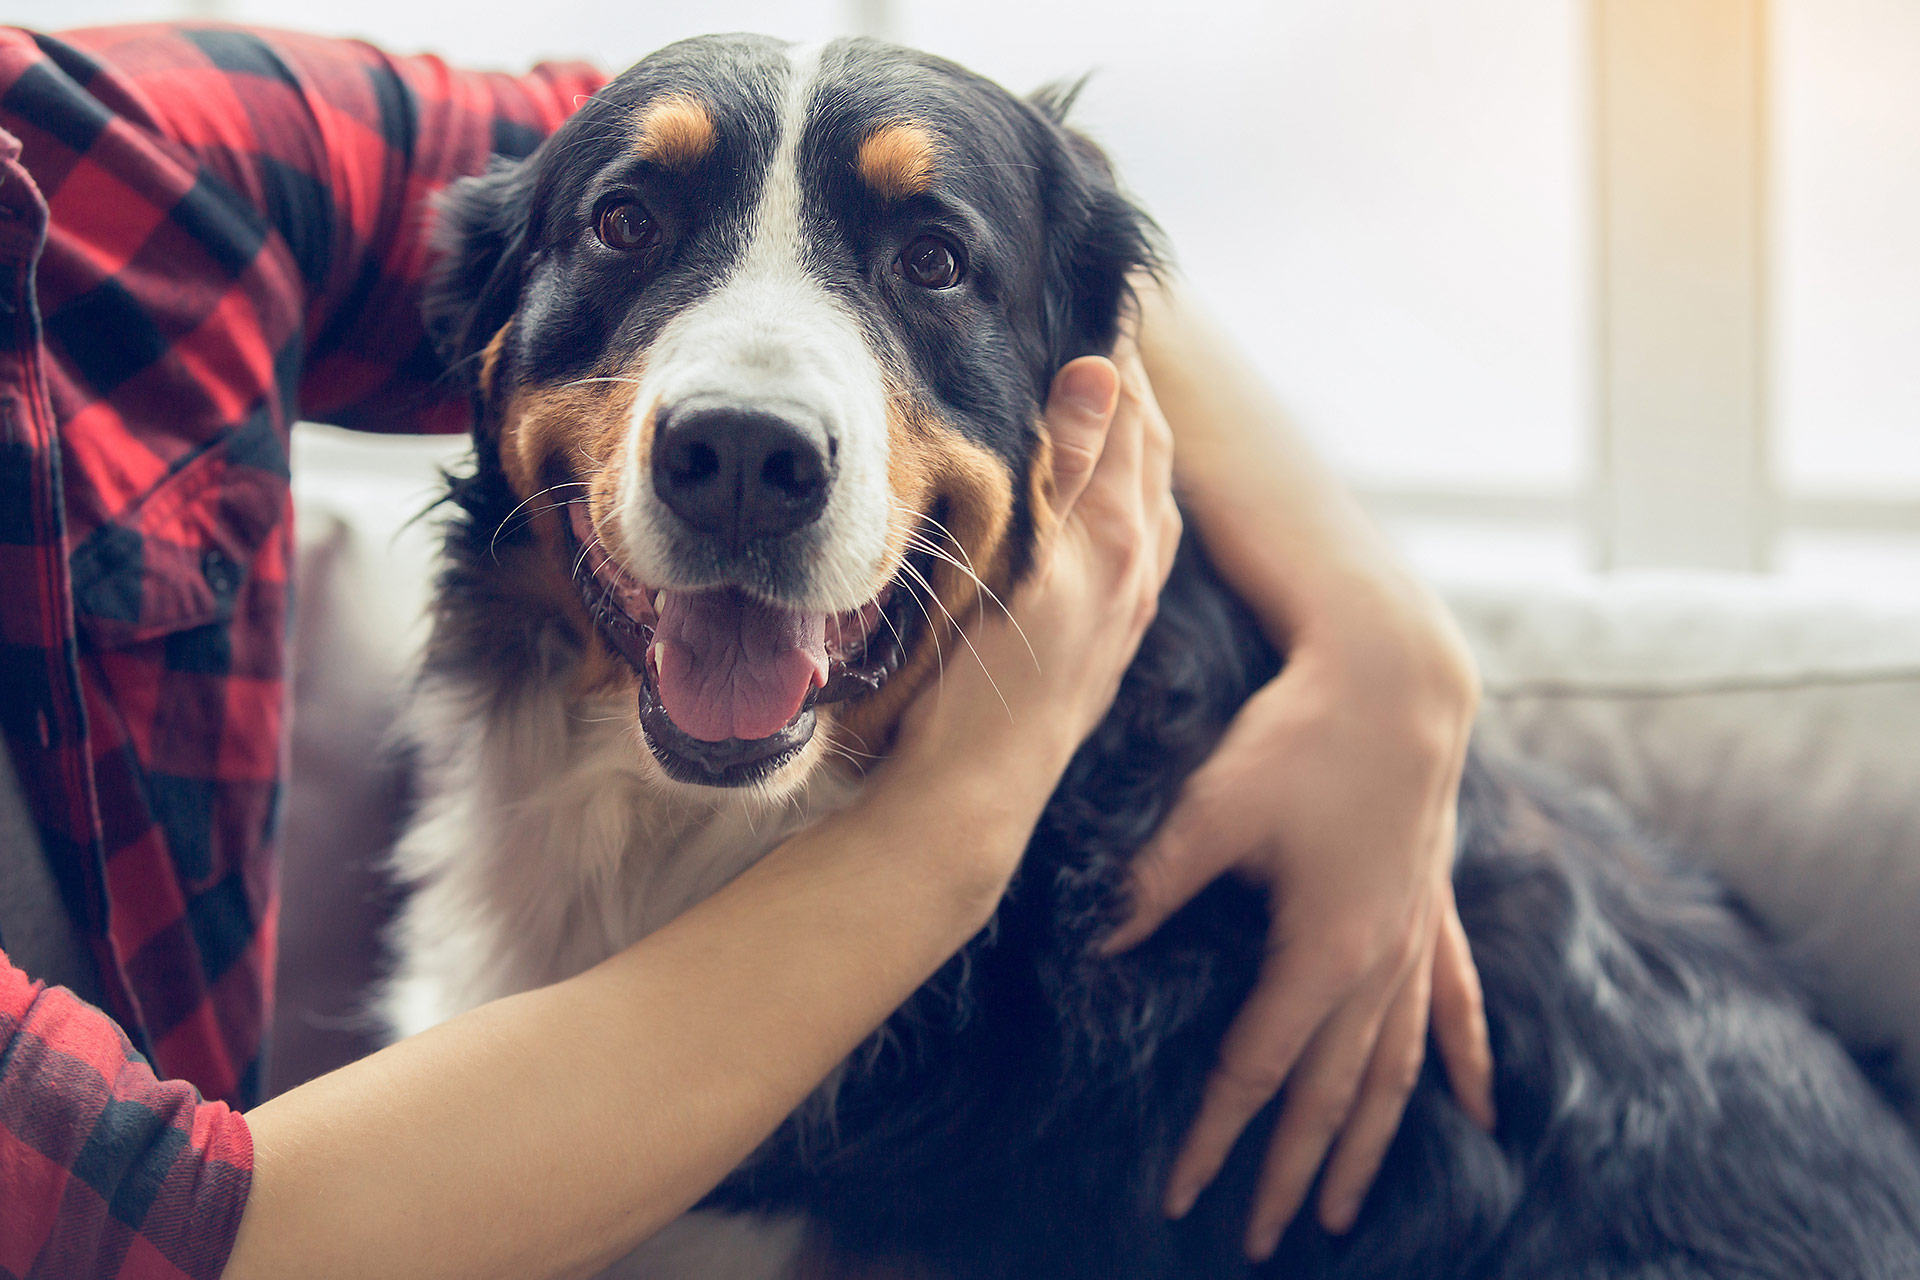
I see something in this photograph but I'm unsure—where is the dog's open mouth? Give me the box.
[563,503,916,786]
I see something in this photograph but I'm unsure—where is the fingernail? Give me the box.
[1322,1196,1359,1235]
[1246,1220,1282,1262]
[1054,359,1116,419]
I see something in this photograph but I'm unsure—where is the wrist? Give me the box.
[1289,561,1481,752]
[872,720,1071,915]
[891,676,1086,804]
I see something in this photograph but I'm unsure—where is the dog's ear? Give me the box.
[1029,80,1162,371]
[423,156,541,397]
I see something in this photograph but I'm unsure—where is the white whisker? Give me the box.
[572,534,605,581]
[491,481,591,562]
[562,375,646,390]
[894,561,946,691]
[890,503,1040,675]
[900,558,1012,721]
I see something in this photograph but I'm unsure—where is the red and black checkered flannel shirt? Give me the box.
[0,24,604,1277]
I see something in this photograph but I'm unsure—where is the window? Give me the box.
[899,0,1920,588]
[20,0,1920,592]
[1772,0,1920,587]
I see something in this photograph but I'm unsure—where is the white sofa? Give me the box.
[281,426,1920,1132]
[1451,576,1920,1124]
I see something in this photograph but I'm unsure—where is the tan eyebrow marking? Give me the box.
[856,122,940,201]
[632,94,717,169]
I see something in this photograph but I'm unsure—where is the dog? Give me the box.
[384,33,1920,1279]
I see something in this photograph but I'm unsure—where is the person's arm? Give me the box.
[221,351,1175,1280]
[1107,280,1493,1256]
[228,756,1043,1279]
[49,24,607,435]
[0,956,253,1280]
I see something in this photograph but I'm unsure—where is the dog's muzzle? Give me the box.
[564,494,916,788]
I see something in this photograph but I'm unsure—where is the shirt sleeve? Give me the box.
[0,950,253,1280]
[55,24,607,434]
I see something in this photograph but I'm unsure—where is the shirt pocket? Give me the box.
[69,421,290,651]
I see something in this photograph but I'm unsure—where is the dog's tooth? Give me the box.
[652,591,664,614]
[650,642,665,674]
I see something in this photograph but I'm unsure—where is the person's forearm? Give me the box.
[225,759,1049,1280]
[1136,280,1438,653]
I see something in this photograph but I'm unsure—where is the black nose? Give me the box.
[651,406,835,549]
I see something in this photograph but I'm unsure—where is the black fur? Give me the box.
[422,34,1920,1278]
[709,536,1920,1278]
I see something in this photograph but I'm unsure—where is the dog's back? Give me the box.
[710,538,1920,1279]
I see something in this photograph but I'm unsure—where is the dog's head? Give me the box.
[428,35,1155,791]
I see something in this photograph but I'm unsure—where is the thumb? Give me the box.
[1101,782,1237,954]
[1043,356,1120,520]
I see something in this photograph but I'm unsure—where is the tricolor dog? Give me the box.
[385,33,1920,1279]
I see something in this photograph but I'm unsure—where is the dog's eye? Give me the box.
[596,200,660,254]
[899,235,962,289]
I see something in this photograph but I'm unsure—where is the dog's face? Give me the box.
[429,35,1151,791]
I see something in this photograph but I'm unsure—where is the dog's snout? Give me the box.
[652,405,836,549]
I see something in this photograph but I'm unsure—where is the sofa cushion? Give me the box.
[1449,573,1920,1123]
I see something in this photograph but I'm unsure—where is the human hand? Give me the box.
[1103,579,1493,1258]
[890,337,1182,867]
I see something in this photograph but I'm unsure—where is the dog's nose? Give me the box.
[651,405,835,548]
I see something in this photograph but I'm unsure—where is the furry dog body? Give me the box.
[387,34,1920,1278]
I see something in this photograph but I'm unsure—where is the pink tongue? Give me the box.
[653,589,829,742]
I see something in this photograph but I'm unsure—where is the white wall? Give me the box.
[1772,0,1920,498]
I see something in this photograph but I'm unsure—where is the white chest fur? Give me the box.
[383,674,859,1279]
[383,675,863,1041]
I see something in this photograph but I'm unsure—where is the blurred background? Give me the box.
[19,0,1919,589]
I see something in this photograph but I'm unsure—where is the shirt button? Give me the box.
[202,549,241,596]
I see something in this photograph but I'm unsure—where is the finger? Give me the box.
[1155,493,1184,588]
[1079,350,1151,513]
[1042,356,1120,520]
[1160,944,1345,1218]
[1241,976,1399,1260]
[1113,342,1174,511]
[1103,702,1309,955]
[1429,880,1496,1131]
[1314,932,1434,1234]
[1123,494,1180,646]
[1099,768,1240,954]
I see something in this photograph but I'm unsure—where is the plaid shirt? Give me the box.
[0,24,604,1277]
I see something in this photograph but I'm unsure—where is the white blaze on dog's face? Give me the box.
[424,35,1151,791]
[622,44,891,616]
